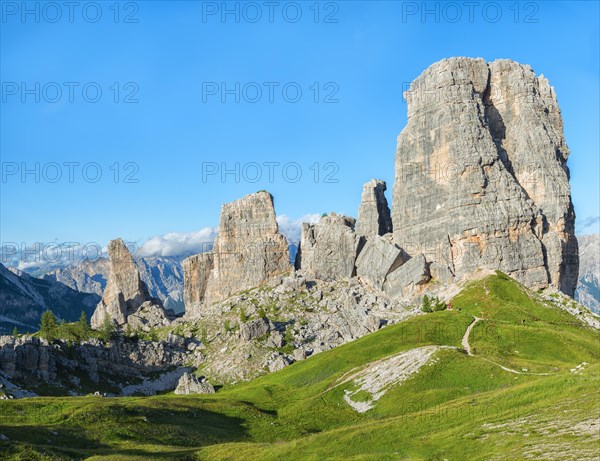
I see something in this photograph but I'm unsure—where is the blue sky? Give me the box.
[1,0,599,256]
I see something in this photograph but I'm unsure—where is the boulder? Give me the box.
[268,355,291,372]
[127,301,174,331]
[174,372,215,395]
[391,58,577,295]
[355,235,407,290]
[429,262,455,286]
[239,318,270,341]
[383,254,431,298]
[295,213,361,280]
[355,179,393,237]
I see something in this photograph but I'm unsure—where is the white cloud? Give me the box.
[137,227,217,258]
[277,214,321,244]
[3,215,321,274]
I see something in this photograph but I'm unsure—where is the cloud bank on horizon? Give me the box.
[137,227,217,258]
[1,214,322,272]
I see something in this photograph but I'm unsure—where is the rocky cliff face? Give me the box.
[392,58,578,296]
[0,336,53,383]
[295,213,361,281]
[91,239,172,329]
[184,191,291,312]
[355,179,393,238]
[0,333,204,397]
[575,234,599,313]
[182,253,214,315]
[294,198,431,300]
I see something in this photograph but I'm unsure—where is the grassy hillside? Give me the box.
[1,273,598,460]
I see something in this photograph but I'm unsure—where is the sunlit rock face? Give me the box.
[392,57,578,296]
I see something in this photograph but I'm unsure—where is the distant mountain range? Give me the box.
[43,256,186,314]
[0,255,186,334]
[575,234,599,313]
[0,263,99,334]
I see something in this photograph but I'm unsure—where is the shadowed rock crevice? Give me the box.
[356,179,393,238]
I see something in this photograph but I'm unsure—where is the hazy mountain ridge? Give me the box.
[575,234,600,313]
[42,256,186,314]
[0,263,100,333]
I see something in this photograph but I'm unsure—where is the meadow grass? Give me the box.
[1,274,598,460]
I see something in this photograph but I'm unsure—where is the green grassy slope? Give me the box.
[1,273,598,460]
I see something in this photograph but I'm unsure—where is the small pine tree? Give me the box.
[12,326,18,337]
[39,310,58,341]
[257,307,266,319]
[420,295,432,313]
[239,308,248,323]
[100,314,116,342]
[432,296,447,312]
[421,295,446,313]
[77,311,90,339]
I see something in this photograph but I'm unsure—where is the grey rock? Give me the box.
[0,336,54,382]
[240,318,270,341]
[174,372,215,395]
[274,273,306,293]
[293,348,306,362]
[429,262,455,286]
[121,367,191,396]
[0,332,204,397]
[365,316,383,332]
[166,333,186,349]
[202,191,291,305]
[127,301,174,331]
[355,235,407,290]
[268,355,291,372]
[182,253,214,316]
[488,60,578,295]
[295,213,361,280]
[383,254,431,298]
[356,179,393,238]
[267,330,284,348]
[91,239,170,329]
[391,57,577,295]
